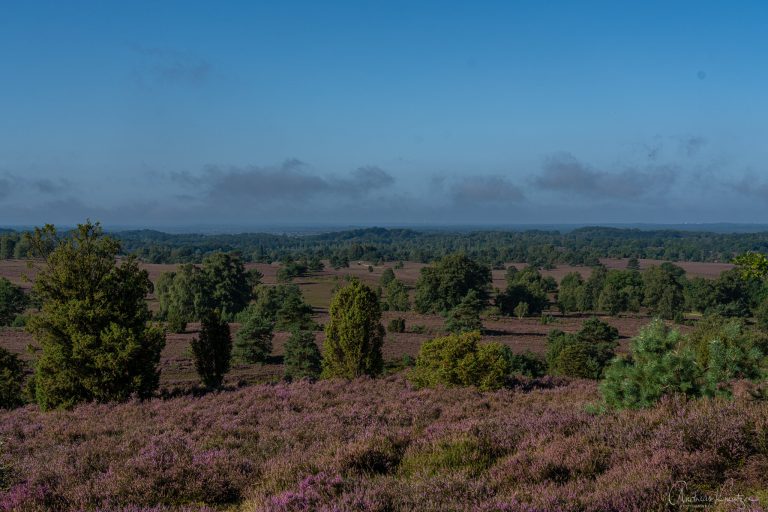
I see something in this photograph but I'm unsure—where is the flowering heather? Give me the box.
[1,375,767,511]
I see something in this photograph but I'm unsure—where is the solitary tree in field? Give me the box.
[414,253,491,314]
[27,221,165,409]
[191,310,232,388]
[322,279,384,379]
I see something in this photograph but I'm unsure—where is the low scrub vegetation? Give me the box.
[409,332,515,391]
[2,376,768,510]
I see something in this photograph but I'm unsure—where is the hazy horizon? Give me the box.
[4,221,768,236]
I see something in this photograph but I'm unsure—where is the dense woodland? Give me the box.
[4,226,768,266]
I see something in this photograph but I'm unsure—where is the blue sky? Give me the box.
[1,1,768,227]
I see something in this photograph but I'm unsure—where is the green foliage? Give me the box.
[157,253,254,324]
[513,301,529,319]
[283,329,322,381]
[322,280,384,379]
[682,316,768,386]
[497,266,550,317]
[387,317,406,333]
[409,331,512,391]
[755,298,768,331]
[626,257,640,271]
[597,270,642,315]
[582,265,607,312]
[248,284,315,331]
[444,290,483,334]
[733,251,768,280]
[27,222,165,410]
[546,318,619,379]
[233,305,274,364]
[190,310,232,388]
[709,269,755,317]
[384,354,416,375]
[0,347,25,409]
[380,268,396,287]
[539,313,556,325]
[684,277,716,313]
[156,264,205,330]
[200,253,253,320]
[414,254,491,314]
[642,263,686,320]
[552,343,600,379]
[274,287,315,331]
[474,343,516,391]
[506,350,547,378]
[601,320,696,409]
[557,272,587,314]
[601,317,768,409]
[383,278,410,312]
[578,317,619,348]
[0,278,27,326]
[398,435,496,478]
[10,314,27,328]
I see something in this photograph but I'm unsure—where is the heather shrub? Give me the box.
[322,280,384,379]
[166,311,188,334]
[0,347,25,409]
[507,350,547,378]
[27,222,165,410]
[539,313,556,325]
[233,305,274,364]
[546,318,619,379]
[2,376,768,510]
[551,342,600,379]
[409,332,512,391]
[191,310,232,388]
[283,330,322,381]
[387,317,405,333]
[10,314,28,328]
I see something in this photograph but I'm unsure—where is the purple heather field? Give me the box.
[2,374,767,511]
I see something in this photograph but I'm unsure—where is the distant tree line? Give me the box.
[4,226,768,267]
